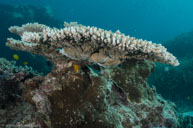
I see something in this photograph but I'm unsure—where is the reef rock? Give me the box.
[0,58,45,128]
[21,59,179,128]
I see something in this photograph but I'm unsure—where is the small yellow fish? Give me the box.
[23,61,29,65]
[13,54,19,60]
[73,64,80,73]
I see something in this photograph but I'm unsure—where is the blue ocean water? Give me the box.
[1,0,193,42]
[0,0,193,127]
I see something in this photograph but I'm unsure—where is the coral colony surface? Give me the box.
[3,22,181,127]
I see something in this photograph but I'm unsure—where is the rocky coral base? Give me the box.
[0,58,180,127]
[0,58,44,128]
[23,58,179,128]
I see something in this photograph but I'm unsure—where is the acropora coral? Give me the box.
[7,22,179,67]
[4,22,180,128]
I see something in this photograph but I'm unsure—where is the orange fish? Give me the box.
[73,64,80,73]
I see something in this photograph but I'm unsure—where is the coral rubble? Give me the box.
[5,22,181,127]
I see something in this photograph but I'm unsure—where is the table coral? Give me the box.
[7,22,179,67]
[5,22,180,128]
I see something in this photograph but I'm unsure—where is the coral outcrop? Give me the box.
[0,58,36,108]
[5,22,180,127]
[22,59,180,128]
[0,58,44,128]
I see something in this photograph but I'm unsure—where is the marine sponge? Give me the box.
[6,22,179,67]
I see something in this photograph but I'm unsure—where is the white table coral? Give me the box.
[7,22,179,67]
